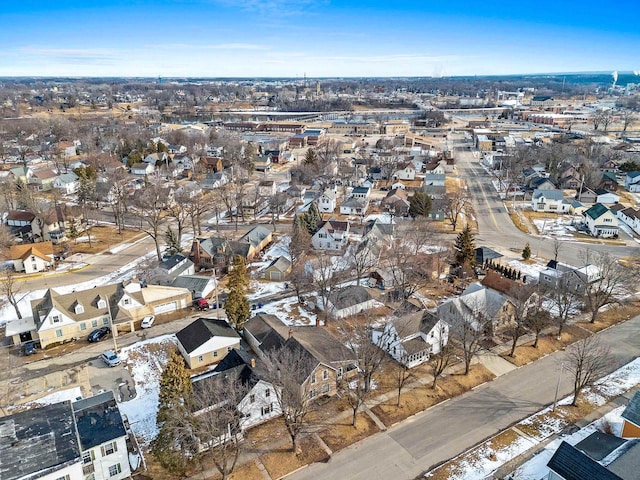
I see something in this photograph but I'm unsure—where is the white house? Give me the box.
[594,189,619,205]
[372,311,449,368]
[318,285,378,319]
[351,186,371,200]
[8,242,55,274]
[339,197,369,216]
[143,152,169,166]
[531,189,570,213]
[317,188,338,213]
[624,171,640,192]
[582,203,618,238]
[53,172,79,194]
[311,220,350,251]
[176,318,241,369]
[423,173,446,187]
[393,163,416,180]
[130,162,154,175]
[617,207,640,236]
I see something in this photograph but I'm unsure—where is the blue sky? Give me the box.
[1,0,639,77]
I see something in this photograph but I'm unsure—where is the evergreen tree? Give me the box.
[164,226,181,256]
[297,202,322,236]
[522,243,532,260]
[454,224,476,268]
[303,148,317,166]
[408,191,432,218]
[151,348,195,474]
[225,256,250,330]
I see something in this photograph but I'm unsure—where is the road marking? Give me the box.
[466,163,502,233]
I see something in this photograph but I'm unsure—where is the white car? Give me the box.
[141,315,155,329]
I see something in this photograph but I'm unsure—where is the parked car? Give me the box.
[88,327,111,343]
[22,341,38,356]
[193,298,210,311]
[101,350,121,367]
[140,315,155,329]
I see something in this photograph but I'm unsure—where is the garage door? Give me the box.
[270,271,281,281]
[154,301,178,314]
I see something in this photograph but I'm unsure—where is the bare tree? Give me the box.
[565,336,612,406]
[0,268,25,319]
[429,338,454,389]
[190,372,250,480]
[103,169,130,234]
[446,298,491,375]
[545,277,582,338]
[347,239,379,286]
[578,250,639,323]
[133,180,170,261]
[263,345,316,452]
[166,187,191,243]
[393,361,415,406]
[505,283,536,357]
[552,238,563,263]
[524,288,553,348]
[621,110,636,133]
[310,251,338,318]
[441,189,470,231]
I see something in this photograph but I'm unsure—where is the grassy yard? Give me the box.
[59,225,143,255]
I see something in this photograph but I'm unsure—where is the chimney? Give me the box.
[288,328,293,339]
[191,239,200,267]
[251,358,256,368]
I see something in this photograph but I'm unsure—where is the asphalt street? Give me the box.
[288,314,640,480]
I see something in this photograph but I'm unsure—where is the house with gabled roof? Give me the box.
[319,285,377,319]
[28,168,57,191]
[616,206,640,236]
[311,219,350,251]
[339,196,369,216]
[53,171,79,194]
[262,256,292,281]
[546,441,623,480]
[621,390,640,438]
[317,187,338,213]
[176,318,241,369]
[582,203,618,238]
[372,310,449,368]
[624,171,640,192]
[8,241,55,273]
[392,162,416,180]
[531,189,570,213]
[130,162,154,175]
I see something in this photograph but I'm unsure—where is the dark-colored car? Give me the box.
[88,327,111,343]
[23,341,38,356]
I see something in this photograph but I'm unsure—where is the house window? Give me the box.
[213,351,218,357]
[97,300,106,309]
[108,464,122,477]
[102,318,109,325]
[82,450,95,464]
[86,474,95,480]
[102,441,118,456]
[249,394,255,403]
[318,233,327,238]
[75,305,84,314]
[261,403,273,416]
[56,329,63,338]
[310,373,316,384]
[322,369,328,380]
[198,355,204,362]
[92,320,98,327]
[265,388,271,397]
[123,298,131,305]
[52,315,61,323]
[309,389,316,398]
[80,323,87,331]
[322,383,330,394]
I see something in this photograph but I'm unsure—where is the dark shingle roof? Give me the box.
[0,401,80,480]
[176,318,240,354]
[213,348,255,373]
[547,441,622,480]
[621,391,640,428]
[73,391,126,451]
[584,203,609,220]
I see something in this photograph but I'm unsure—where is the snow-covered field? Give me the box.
[507,259,546,282]
[118,334,177,444]
[258,296,320,326]
[533,216,579,238]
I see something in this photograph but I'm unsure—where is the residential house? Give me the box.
[143,152,169,166]
[424,159,446,175]
[621,391,640,438]
[262,256,292,281]
[171,275,217,300]
[318,285,377,319]
[201,156,224,173]
[594,189,620,204]
[583,203,618,238]
[531,189,570,213]
[201,170,229,189]
[438,283,516,335]
[528,176,557,191]
[317,187,338,213]
[617,207,640,236]
[176,318,241,369]
[158,254,195,279]
[22,281,192,348]
[575,186,597,203]
[393,162,417,180]
[372,310,449,368]
[9,166,34,185]
[189,226,272,271]
[381,188,410,217]
[239,225,273,256]
[56,140,78,157]
[240,186,269,218]
[546,441,623,480]
[6,210,36,240]
[243,313,357,399]
[601,171,619,191]
[368,267,396,289]
[191,355,281,436]
[53,171,79,194]
[569,200,588,215]
[339,197,369,216]
[72,391,134,480]
[285,184,306,203]
[37,204,85,243]
[29,168,57,191]
[254,155,272,172]
[624,171,640,192]
[258,180,277,197]
[8,241,55,274]
[311,220,350,251]
[538,260,601,294]
[130,162,154,175]
[423,173,446,187]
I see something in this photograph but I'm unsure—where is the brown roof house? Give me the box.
[8,241,55,274]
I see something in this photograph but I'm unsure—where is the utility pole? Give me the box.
[106,296,119,353]
[552,362,565,411]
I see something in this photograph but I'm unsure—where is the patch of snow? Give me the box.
[15,387,83,411]
[363,213,395,224]
[257,296,320,326]
[532,216,580,238]
[118,334,177,444]
[507,259,546,282]
[248,280,288,300]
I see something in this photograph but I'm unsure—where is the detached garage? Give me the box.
[176,318,241,369]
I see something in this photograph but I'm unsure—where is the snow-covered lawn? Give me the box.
[248,280,288,300]
[8,386,84,413]
[118,335,177,445]
[257,296,320,326]
[507,259,546,282]
[532,216,579,238]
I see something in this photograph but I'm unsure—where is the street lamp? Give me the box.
[552,362,565,412]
